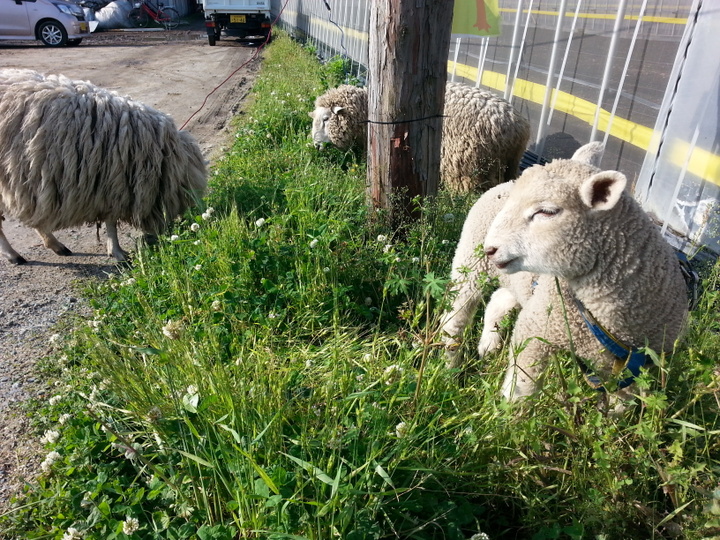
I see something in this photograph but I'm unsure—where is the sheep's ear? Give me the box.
[332,106,345,115]
[579,171,627,211]
[571,142,604,167]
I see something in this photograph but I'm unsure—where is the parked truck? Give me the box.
[201,0,271,46]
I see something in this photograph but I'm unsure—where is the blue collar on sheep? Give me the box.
[573,298,651,392]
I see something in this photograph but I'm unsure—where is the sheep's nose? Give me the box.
[485,246,497,258]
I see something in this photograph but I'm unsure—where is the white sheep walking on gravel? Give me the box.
[440,142,688,404]
[0,68,207,264]
[309,82,530,192]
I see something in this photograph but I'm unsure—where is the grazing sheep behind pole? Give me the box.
[309,82,530,193]
[0,68,207,264]
[441,142,688,409]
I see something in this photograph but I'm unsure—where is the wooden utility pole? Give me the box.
[367,1,455,225]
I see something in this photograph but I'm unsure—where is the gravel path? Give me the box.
[0,21,259,509]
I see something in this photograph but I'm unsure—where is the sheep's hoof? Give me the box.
[10,255,28,265]
[53,246,73,256]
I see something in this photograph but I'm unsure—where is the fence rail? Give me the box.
[271,0,719,257]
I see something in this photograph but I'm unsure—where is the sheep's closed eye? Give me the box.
[530,207,561,220]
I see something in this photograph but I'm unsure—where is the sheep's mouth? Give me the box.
[493,258,517,271]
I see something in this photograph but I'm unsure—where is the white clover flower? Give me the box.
[194,264,202,271]
[268,312,278,319]
[201,212,211,220]
[205,207,215,215]
[255,217,266,228]
[186,384,198,395]
[470,533,490,540]
[88,319,101,330]
[394,257,401,263]
[442,239,450,245]
[124,277,136,286]
[49,333,61,345]
[363,353,372,361]
[147,407,163,422]
[88,385,101,403]
[383,244,392,253]
[309,238,319,249]
[211,300,222,312]
[125,443,142,460]
[177,504,194,519]
[62,526,83,540]
[190,222,200,232]
[112,442,142,460]
[442,213,455,223]
[162,320,182,340]
[41,451,62,472]
[123,516,140,535]
[49,395,63,406]
[41,430,60,444]
[193,240,201,246]
[170,234,179,241]
[323,267,330,274]
[376,234,387,243]
[383,364,405,384]
[58,413,72,425]
[395,421,408,438]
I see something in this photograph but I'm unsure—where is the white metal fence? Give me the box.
[270,0,719,258]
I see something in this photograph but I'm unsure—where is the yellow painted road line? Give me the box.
[449,60,719,186]
[498,8,687,25]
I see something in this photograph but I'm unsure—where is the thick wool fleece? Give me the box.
[0,69,207,261]
[310,82,530,193]
[441,144,687,402]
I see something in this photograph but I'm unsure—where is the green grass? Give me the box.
[2,32,719,540]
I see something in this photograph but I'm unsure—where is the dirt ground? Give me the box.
[0,19,261,509]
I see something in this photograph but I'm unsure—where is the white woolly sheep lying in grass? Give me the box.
[440,142,688,404]
[309,82,530,192]
[0,68,207,264]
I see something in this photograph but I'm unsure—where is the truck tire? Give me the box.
[208,35,216,45]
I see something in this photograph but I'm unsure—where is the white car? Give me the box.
[0,0,91,47]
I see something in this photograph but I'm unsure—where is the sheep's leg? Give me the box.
[105,221,128,261]
[35,229,72,256]
[477,287,518,357]
[500,339,549,401]
[440,275,485,369]
[0,217,27,264]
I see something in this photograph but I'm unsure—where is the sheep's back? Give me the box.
[441,83,530,191]
[0,70,206,234]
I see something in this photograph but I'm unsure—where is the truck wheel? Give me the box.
[38,20,68,47]
[208,35,216,46]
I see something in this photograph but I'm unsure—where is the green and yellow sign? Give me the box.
[452,0,501,37]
